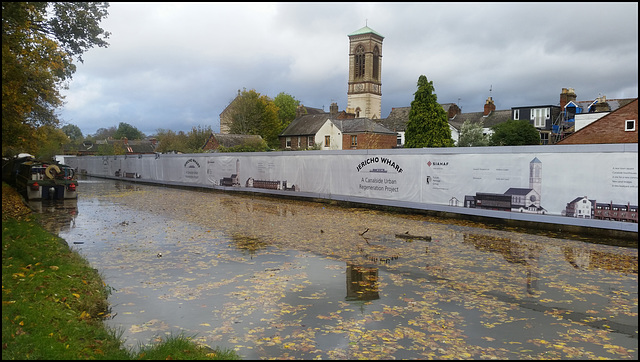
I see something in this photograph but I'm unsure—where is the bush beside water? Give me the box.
[2,182,239,360]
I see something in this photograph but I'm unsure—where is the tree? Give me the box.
[34,125,69,161]
[90,126,117,140]
[154,129,188,153]
[273,92,300,132]
[228,89,281,149]
[113,122,145,140]
[457,120,489,147]
[2,2,110,155]
[185,125,213,152]
[61,124,84,143]
[404,75,454,148]
[489,119,540,146]
[218,139,270,153]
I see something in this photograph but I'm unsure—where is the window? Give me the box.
[297,137,301,148]
[307,136,314,148]
[350,135,358,147]
[355,45,365,79]
[325,135,331,147]
[540,132,549,145]
[396,134,402,146]
[626,119,636,131]
[513,109,519,120]
[285,137,291,148]
[531,108,549,128]
[373,46,379,80]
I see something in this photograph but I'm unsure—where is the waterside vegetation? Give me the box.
[2,182,239,360]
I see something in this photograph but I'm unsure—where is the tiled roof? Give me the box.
[302,106,326,115]
[280,115,396,137]
[280,114,332,136]
[211,134,263,148]
[570,98,635,113]
[379,106,511,132]
[504,187,533,196]
[348,26,384,38]
[108,139,157,153]
[557,98,638,144]
[339,118,396,134]
[448,110,512,130]
[378,107,410,132]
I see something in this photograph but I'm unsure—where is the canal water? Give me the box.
[30,177,637,360]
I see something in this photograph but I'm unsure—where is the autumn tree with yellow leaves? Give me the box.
[2,2,111,156]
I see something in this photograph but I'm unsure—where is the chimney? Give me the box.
[449,103,461,118]
[330,102,338,117]
[593,95,610,112]
[483,97,495,116]
[560,87,577,111]
[296,105,305,118]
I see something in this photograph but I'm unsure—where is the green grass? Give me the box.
[2,184,240,360]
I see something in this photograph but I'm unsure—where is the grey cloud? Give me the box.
[59,2,637,138]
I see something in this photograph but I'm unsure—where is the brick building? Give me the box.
[557,99,638,144]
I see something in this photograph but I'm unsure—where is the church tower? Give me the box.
[347,25,383,119]
[529,157,542,207]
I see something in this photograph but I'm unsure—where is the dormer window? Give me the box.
[531,108,549,128]
[625,119,636,131]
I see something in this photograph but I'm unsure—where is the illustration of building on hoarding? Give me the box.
[245,177,298,191]
[565,196,638,223]
[218,158,298,191]
[219,159,241,186]
[464,157,547,214]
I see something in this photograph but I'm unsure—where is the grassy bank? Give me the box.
[2,183,239,360]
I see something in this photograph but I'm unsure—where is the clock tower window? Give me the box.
[373,46,380,80]
[355,44,365,79]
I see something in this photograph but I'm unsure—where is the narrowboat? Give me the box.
[15,160,78,200]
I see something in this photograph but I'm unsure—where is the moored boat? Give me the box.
[14,160,78,200]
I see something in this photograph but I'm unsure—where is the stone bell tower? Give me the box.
[347,25,383,119]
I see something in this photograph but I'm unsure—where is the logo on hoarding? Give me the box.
[356,157,403,173]
[184,158,200,180]
[184,158,200,168]
[427,161,448,167]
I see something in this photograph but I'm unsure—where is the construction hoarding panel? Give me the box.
[75,144,638,226]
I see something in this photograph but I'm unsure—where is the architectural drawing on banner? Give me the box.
[206,159,216,184]
[463,157,546,214]
[220,158,241,186]
[71,142,637,230]
[218,158,298,191]
[564,196,638,223]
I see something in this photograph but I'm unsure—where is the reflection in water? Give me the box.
[244,201,297,217]
[113,181,142,192]
[230,234,268,256]
[463,233,541,295]
[563,246,638,274]
[28,178,638,360]
[464,233,525,264]
[28,199,78,234]
[345,264,380,301]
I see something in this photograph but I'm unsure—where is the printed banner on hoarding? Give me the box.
[74,145,638,225]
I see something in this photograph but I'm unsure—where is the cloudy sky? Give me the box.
[59,2,638,137]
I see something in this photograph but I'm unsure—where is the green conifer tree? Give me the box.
[404,75,454,148]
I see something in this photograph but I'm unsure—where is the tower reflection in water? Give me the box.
[346,264,380,301]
